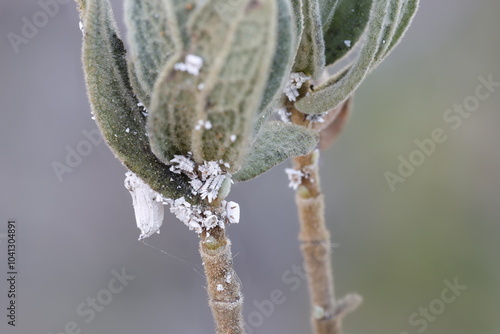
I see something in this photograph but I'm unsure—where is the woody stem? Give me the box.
[292,150,361,334]
[199,226,245,334]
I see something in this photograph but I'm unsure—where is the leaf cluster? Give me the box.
[76,0,418,203]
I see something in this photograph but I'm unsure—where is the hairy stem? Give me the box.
[292,145,361,334]
[200,226,245,334]
[293,150,361,334]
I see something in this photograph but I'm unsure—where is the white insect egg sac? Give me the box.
[124,172,164,240]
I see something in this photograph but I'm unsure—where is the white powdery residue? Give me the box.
[130,154,241,235]
[302,165,314,183]
[174,54,203,76]
[174,63,187,73]
[277,107,292,124]
[137,102,149,116]
[161,195,241,234]
[217,284,224,291]
[169,155,229,203]
[189,179,203,195]
[199,174,226,203]
[198,161,222,181]
[195,120,212,130]
[225,201,240,224]
[225,272,232,283]
[170,155,196,177]
[167,197,201,233]
[313,305,326,320]
[168,197,191,222]
[230,134,237,143]
[124,172,164,240]
[194,120,204,131]
[344,40,351,47]
[164,196,227,233]
[188,220,202,234]
[198,83,205,90]
[203,212,219,229]
[306,112,327,123]
[285,168,304,190]
[284,72,310,102]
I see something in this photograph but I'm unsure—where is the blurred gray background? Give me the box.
[1,1,499,334]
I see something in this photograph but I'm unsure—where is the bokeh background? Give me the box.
[1,1,499,334]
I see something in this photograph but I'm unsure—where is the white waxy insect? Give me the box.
[188,220,202,234]
[174,54,203,76]
[194,120,212,131]
[277,107,292,124]
[124,172,164,240]
[170,155,196,177]
[199,174,226,203]
[189,179,203,195]
[284,72,310,102]
[203,214,219,229]
[226,201,240,224]
[225,272,232,283]
[285,168,304,190]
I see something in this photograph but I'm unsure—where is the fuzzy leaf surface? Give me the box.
[80,0,197,203]
[253,0,297,136]
[319,0,340,31]
[124,0,182,107]
[323,0,372,66]
[372,0,403,65]
[233,122,319,182]
[378,0,419,62]
[291,0,304,54]
[148,0,278,172]
[293,0,325,78]
[296,0,390,114]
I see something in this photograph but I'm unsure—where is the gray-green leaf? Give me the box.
[323,0,372,67]
[372,0,403,65]
[253,0,297,136]
[377,0,419,63]
[233,122,319,182]
[319,0,340,32]
[124,0,182,107]
[298,0,418,115]
[293,0,325,78]
[80,0,197,203]
[296,0,390,114]
[147,0,278,172]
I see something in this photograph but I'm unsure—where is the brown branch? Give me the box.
[292,151,362,334]
[199,226,245,334]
